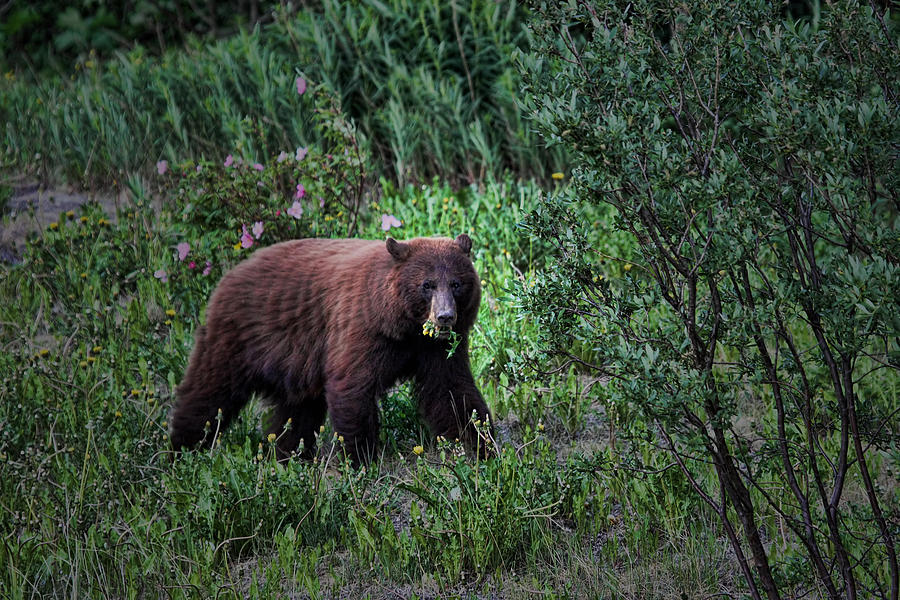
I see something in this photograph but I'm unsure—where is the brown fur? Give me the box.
[169,235,492,464]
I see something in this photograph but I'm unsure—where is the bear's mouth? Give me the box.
[434,326,452,339]
[422,320,454,339]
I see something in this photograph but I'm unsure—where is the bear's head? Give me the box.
[386,234,481,338]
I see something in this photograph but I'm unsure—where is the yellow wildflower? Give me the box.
[624,263,633,272]
[49,222,59,230]
[165,309,176,317]
[551,172,565,180]
[413,445,424,455]
[267,433,277,443]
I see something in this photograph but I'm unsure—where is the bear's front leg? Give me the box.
[415,336,494,457]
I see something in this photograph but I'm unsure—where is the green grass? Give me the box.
[0,150,739,596]
[1,7,741,596]
[0,0,560,189]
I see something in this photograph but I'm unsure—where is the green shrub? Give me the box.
[519,1,899,598]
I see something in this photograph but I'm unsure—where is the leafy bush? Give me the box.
[519,1,899,598]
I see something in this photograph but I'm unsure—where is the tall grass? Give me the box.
[1,0,559,189]
[0,145,737,596]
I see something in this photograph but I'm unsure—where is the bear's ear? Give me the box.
[455,234,472,256]
[386,237,410,261]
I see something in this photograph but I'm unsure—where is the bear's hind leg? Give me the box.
[266,395,327,461]
[170,346,250,452]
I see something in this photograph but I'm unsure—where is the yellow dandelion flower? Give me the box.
[80,272,87,279]
[165,309,176,317]
[87,356,96,363]
[115,411,122,418]
[233,242,242,250]
[79,360,88,368]
[337,435,344,444]
[80,216,89,223]
[131,389,141,396]
[92,346,102,352]
[49,222,59,230]
[267,433,277,443]
[65,210,75,219]
[39,348,50,357]
[319,425,325,433]
[413,445,424,455]
[551,172,565,180]
[624,263,633,272]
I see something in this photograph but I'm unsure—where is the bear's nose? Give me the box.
[436,311,456,327]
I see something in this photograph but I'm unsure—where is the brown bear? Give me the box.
[169,234,493,464]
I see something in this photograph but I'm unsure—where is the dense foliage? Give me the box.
[2,0,898,597]
[0,0,275,71]
[1,0,558,187]
[519,1,899,598]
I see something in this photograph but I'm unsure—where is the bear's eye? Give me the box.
[450,281,461,291]
[422,281,434,292]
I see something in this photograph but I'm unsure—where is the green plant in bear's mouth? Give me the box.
[421,319,461,358]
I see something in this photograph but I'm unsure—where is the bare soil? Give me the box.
[0,177,127,263]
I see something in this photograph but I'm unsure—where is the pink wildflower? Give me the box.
[277,151,289,163]
[176,242,190,261]
[202,261,212,276]
[188,261,196,269]
[240,225,253,249]
[253,163,264,171]
[156,160,168,175]
[295,147,308,161]
[296,77,307,95]
[153,269,168,283]
[295,183,306,199]
[252,221,264,239]
[381,214,402,231]
[275,209,281,217]
[287,201,304,219]
[224,154,234,168]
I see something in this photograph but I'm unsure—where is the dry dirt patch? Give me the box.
[1,178,128,263]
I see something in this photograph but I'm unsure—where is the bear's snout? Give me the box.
[436,309,455,327]
[430,291,457,330]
